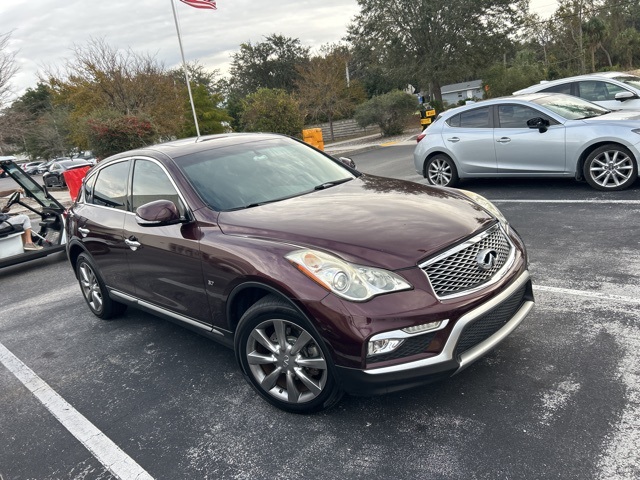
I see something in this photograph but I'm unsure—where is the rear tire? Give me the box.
[583,144,637,191]
[235,294,343,413]
[76,253,127,319]
[425,154,459,187]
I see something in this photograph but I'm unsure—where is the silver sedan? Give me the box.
[413,93,640,191]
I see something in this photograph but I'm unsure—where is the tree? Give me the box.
[354,90,417,136]
[86,112,156,159]
[296,45,366,141]
[229,34,310,96]
[240,88,303,137]
[180,84,231,137]
[347,0,526,102]
[482,50,546,98]
[0,31,18,109]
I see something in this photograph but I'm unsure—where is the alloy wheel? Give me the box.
[79,262,103,313]
[588,149,634,188]
[245,318,328,404]
[428,158,453,186]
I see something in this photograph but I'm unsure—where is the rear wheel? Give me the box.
[583,144,637,191]
[425,154,459,187]
[235,294,343,413]
[76,253,126,319]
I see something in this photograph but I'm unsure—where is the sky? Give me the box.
[1,0,558,103]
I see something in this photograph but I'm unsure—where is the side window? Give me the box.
[498,105,552,128]
[541,82,573,95]
[578,81,618,101]
[459,107,491,128]
[91,161,130,210]
[81,173,97,203]
[446,114,461,127]
[131,159,185,215]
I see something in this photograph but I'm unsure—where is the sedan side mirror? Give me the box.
[135,199,183,227]
[614,91,637,102]
[527,117,550,133]
[338,157,356,169]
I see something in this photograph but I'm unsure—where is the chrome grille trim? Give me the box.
[419,224,515,299]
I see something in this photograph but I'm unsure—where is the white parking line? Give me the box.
[0,342,154,480]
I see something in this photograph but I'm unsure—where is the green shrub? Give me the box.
[354,90,417,136]
[240,88,304,137]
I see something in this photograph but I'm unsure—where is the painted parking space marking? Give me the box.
[0,342,154,480]
[534,285,640,305]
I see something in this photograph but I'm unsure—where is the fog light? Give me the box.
[402,321,443,335]
[367,338,404,357]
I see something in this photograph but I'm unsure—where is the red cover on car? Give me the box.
[63,166,91,200]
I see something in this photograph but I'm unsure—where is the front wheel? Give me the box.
[583,144,638,191]
[235,295,343,413]
[76,253,127,319]
[425,154,459,187]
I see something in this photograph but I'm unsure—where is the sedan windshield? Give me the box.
[532,94,610,119]
[612,75,640,90]
[176,137,356,211]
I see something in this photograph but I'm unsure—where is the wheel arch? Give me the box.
[575,141,637,181]
[67,240,89,278]
[422,151,457,178]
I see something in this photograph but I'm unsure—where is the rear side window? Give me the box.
[91,161,130,210]
[578,80,625,101]
[446,114,460,127]
[459,107,491,128]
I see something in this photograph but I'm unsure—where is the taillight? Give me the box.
[416,132,426,143]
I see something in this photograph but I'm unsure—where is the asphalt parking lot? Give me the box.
[1,146,639,479]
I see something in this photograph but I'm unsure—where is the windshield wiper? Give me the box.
[313,177,353,190]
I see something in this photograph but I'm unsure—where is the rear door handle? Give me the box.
[125,237,141,251]
[78,227,90,237]
[446,137,460,143]
[496,137,511,143]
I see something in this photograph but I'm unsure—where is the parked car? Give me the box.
[414,93,640,191]
[513,72,640,110]
[0,157,68,268]
[23,161,45,175]
[66,133,534,413]
[43,159,92,187]
[37,159,58,174]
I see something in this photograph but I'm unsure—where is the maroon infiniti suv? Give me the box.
[66,133,534,413]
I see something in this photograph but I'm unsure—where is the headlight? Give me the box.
[285,249,412,301]
[457,189,509,233]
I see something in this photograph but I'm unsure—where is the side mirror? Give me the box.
[135,200,182,227]
[338,157,356,169]
[614,91,637,102]
[527,117,550,133]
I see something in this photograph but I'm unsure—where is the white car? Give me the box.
[513,72,640,111]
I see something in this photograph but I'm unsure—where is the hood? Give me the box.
[217,175,495,270]
[584,110,640,122]
[0,160,65,211]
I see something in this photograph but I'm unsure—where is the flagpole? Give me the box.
[170,0,201,137]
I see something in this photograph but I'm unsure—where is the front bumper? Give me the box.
[335,270,534,396]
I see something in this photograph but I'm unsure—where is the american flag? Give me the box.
[179,0,217,9]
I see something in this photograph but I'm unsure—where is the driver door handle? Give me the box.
[78,227,90,237]
[125,237,141,251]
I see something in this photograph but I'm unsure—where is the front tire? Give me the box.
[425,154,459,187]
[583,144,637,191]
[76,253,127,319]
[235,294,343,413]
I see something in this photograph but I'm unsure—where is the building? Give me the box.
[441,80,483,105]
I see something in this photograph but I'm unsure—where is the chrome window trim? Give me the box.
[364,270,532,376]
[419,224,516,300]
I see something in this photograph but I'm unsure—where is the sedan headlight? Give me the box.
[286,249,412,301]
[457,189,509,233]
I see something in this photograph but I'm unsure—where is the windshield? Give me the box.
[0,161,63,209]
[177,137,356,211]
[612,75,640,90]
[532,94,610,119]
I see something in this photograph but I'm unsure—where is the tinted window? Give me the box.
[578,81,623,101]
[541,82,573,95]
[177,137,355,211]
[81,173,97,203]
[498,105,550,128]
[91,161,130,210]
[131,159,185,215]
[446,114,460,127]
[459,107,491,128]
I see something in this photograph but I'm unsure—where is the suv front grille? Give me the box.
[420,225,513,298]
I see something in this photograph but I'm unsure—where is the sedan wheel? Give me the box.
[584,144,638,191]
[76,253,126,319]
[426,154,459,187]
[236,295,343,413]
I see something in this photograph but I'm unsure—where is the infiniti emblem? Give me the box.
[283,355,290,367]
[476,249,499,271]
